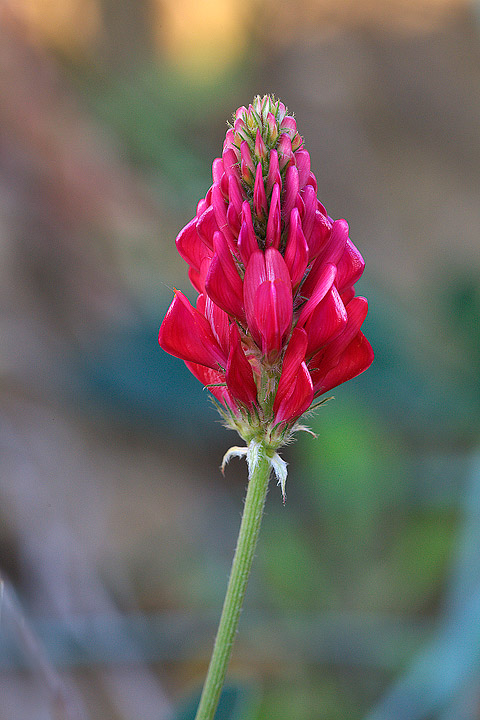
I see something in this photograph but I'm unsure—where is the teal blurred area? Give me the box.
[1,2,480,719]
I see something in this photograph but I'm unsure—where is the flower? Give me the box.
[159,95,373,453]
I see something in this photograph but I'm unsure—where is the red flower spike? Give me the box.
[158,290,226,370]
[225,324,258,407]
[159,95,373,455]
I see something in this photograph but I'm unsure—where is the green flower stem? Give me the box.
[194,443,272,720]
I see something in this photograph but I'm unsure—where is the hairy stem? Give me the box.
[194,443,271,720]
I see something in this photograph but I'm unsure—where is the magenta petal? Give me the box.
[204,295,230,355]
[318,218,349,266]
[253,162,268,219]
[212,184,235,248]
[205,232,245,320]
[266,149,281,195]
[255,128,267,159]
[325,296,369,363]
[225,324,257,406]
[301,185,317,241]
[284,208,308,289]
[335,239,365,293]
[307,211,332,261]
[277,134,293,170]
[265,246,292,286]
[305,285,348,358]
[280,116,297,138]
[254,279,293,358]
[238,201,258,266]
[282,165,299,219]
[222,147,240,179]
[240,141,255,182]
[244,250,266,343]
[312,332,374,396]
[295,150,311,189]
[297,263,337,327]
[274,327,308,409]
[184,361,233,409]
[212,158,224,184]
[196,205,219,249]
[228,173,243,216]
[159,291,226,369]
[176,217,209,270]
[274,328,313,422]
[275,363,313,423]
[266,183,281,248]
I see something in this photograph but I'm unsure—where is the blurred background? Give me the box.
[1,0,480,718]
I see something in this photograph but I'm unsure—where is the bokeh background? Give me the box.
[1,0,480,718]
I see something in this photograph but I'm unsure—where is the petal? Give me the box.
[240,140,255,182]
[205,232,245,320]
[159,291,226,369]
[282,165,299,219]
[277,134,293,170]
[318,218,349,266]
[274,327,308,410]
[301,185,317,241]
[204,295,230,355]
[253,162,267,219]
[297,263,337,327]
[266,148,281,195]
[254,279,293,358]
[212,184,236,248]
[284,208,308,289]
[294,150,311,189]
[335,239,365,293]
[176,217,209,270]
[196,205,218,250]
[304,285,348,358]
[274,328,313,422]
[266,183,281,248]
[307,211,332,261]
[255,128,267,160]
[323,296,369,364]
[244,250,266,343]
[222,147,240,179]
[312,331,374,396]
[238,201,258,266]
[225,324,258,406]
